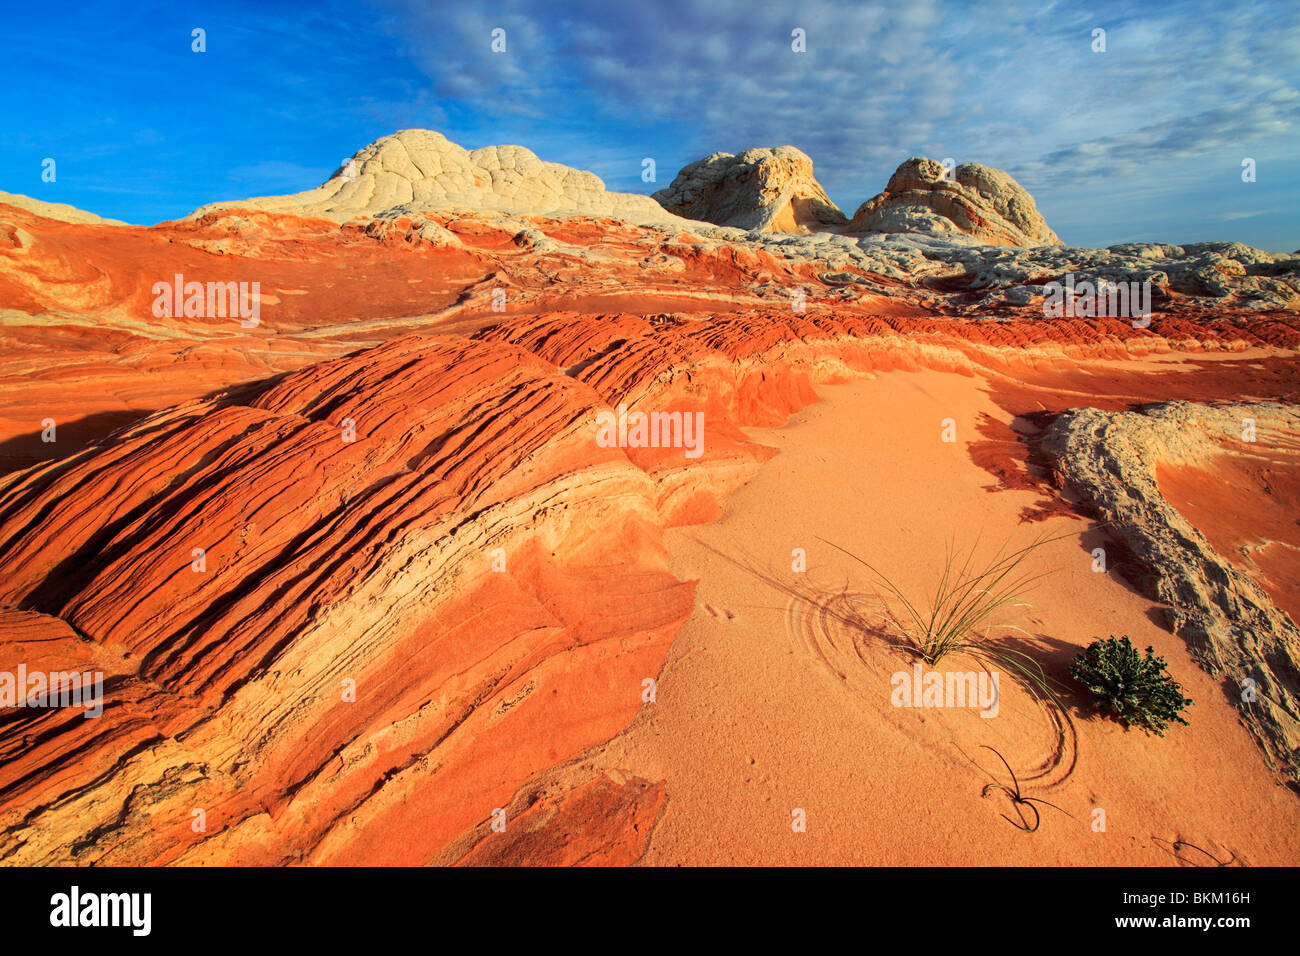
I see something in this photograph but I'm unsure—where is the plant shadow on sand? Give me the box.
[975,745,1077,832]
[1151,836,1239,867]
[687,535,1080,791]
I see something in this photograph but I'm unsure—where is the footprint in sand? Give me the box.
[702,603,737,621]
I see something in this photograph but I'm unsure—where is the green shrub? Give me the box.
[1069,636,1193,735]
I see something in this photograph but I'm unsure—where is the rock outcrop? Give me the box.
[2,146,1300,864]
[0,191,127,226]
[2,190,1298,476]
[849,157,1062,247]
[652,147,846,233]
[1043,402,1300,785]
[189,129,688,226]
[3,290,1297,863]
[0,304,1037,866]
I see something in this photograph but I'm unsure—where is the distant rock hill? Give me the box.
[654,150,1061,248]
[0,191,127,226]
[2,130,1294,316]
[849,157,1061,248]
[0,134,1065,250]
[187,129,688,226]
[190,133,1061,248]
[651,146,847,233]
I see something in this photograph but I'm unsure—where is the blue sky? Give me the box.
[3,0,1297,250]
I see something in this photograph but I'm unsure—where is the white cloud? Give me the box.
[374,0,1300,244]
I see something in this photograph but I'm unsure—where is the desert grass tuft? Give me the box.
[817,529,1079,716]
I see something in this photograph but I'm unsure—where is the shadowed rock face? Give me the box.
[652,147,847,233]
[849,157,1062,248]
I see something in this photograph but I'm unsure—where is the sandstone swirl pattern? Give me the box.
[1,129,1299,863]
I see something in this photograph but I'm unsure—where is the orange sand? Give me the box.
[1157,450,1300,626]
[594,369,1300,865]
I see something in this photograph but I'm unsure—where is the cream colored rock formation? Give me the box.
[652,146,847,233]
[0,191,127,226]
[849,157,1061,247]
[189,129,689,226]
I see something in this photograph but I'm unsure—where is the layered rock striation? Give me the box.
[1,131,1299,863]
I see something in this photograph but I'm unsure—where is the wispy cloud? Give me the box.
[2,0,1296,247]
[376,0,1300,249]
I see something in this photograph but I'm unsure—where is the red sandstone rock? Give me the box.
[0,174,1298,865]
